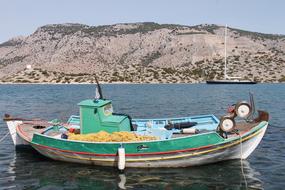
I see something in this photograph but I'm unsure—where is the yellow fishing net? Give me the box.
[68,131,157,142]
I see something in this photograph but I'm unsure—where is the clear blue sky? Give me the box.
[1,0,284,43]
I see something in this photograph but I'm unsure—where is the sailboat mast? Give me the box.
[224,25,227,80]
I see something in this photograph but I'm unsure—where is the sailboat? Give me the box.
[206,25,257,84]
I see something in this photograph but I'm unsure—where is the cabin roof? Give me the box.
[78,99,111,107]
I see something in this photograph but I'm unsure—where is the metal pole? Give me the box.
[224,25,227,79]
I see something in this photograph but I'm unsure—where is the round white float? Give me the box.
[235,102,252,119]
[220,117,235,133]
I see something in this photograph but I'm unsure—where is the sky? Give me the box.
[0,0,285,43]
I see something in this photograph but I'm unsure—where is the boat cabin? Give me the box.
[78,99,131,134]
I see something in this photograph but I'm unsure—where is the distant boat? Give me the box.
[206,25,257,84]
[206,79,257,84]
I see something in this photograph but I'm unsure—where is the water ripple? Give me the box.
[0,83,284,189]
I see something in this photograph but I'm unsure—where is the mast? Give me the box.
[224,24,227,79]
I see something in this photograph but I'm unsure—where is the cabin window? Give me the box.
[103,104,113,116]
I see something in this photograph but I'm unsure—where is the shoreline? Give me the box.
[0,82,202,85]
[0,81,282,85]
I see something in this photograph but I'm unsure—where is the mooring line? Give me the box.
[0,132,10,143]
[268,124,278,128]
[239,134,248,189]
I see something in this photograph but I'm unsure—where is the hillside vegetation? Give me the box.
[0,22,285,83]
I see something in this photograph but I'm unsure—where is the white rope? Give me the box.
[239,134,248,189]
[0,132,10,143]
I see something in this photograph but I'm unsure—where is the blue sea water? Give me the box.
[0,83,284,190]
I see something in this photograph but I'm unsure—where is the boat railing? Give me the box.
[67,115,80,124]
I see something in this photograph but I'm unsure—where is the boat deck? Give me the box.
[16,118,259,143]
[171,121,256,138]
[17,121,50,142]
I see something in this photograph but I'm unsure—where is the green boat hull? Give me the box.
[29,121,268,168]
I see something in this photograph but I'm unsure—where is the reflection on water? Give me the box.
[118,174,126,189]
[7,149,262,190]
[0,84,285,189]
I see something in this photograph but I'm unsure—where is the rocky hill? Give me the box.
[0,22,285,83]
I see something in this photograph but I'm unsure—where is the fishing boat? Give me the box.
[3,81,268,169]
[206,25,257,84]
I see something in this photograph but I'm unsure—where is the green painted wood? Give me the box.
[32,132,224,155]
[78,99,111,108]
[31,121,267,155]
[79,99,131,134]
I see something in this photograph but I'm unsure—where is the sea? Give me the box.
[0,84,284,190]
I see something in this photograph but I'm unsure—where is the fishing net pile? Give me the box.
[68,131,158,142]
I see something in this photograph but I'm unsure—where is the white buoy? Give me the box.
[118,146,126,171]
[182,128,197,134]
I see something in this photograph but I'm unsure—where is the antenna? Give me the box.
[224,24,227,80]
[248,92,256,121]
[94,76,103,99]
